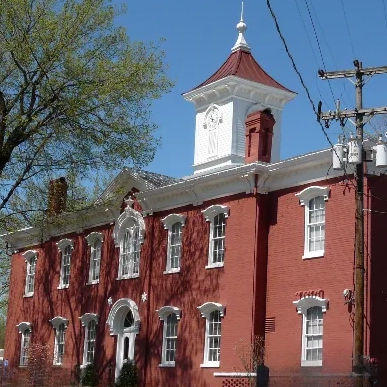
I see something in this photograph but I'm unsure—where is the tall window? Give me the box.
[157,306,181,367]
[296,186,330,259]
[80,313,98,366]
[212,214,226,264]
[50,316,68,366]
[307,197,325,253]
[113,205,145,280]
[86,232,103,284]
[57,239,74,288]
[202,205,229,268]
[20,329,31,366]
[17,322,32,366]
[23,250,38,297]
[198,302,225,367]
[293,295,327,367]
[86,320,96,364]
[304,306,323,364]
[119,226,140,278]
[162,214,186,274]
[54,323,66,365]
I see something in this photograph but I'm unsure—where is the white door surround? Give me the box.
[106,298,140,379]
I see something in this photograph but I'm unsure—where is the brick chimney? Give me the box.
[245,109,276,163]
[47,177,68,216]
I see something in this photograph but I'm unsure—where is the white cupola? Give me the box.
[183,5,296,174]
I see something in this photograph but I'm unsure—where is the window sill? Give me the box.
[18,365,28,368]
[159,363,175,368]
[23,293,34,298]
[53,363,63,367]
[86,280,99,285]
[116,274,140,280]
[163,269,180,275]
[200,362,220,368]
[205,263,224,270]
[302,251,324,259]
[301,360,322,367]
[57,284,69,290]
[80,363,92,369]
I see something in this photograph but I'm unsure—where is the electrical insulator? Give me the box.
[375,135,387,167]
[332,141,345,170]
[347,138,362,164]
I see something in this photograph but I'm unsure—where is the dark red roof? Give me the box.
[190,49,292,93]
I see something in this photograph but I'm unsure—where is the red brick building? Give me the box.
[4,12,387,387]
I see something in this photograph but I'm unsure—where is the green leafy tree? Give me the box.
[0,0,172,220]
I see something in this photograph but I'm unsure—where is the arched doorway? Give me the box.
[106,298,140,379]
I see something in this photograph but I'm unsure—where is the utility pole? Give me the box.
[318,60,387,381]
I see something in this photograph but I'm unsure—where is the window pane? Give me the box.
[207,311,221,363]
[21,329,31,366]
[212,214,226,264]
[163,314,178,364]
[169,223,182,270]
[305,306,323,362]
[308,197,325,252]
[91,240,101,281]
[86,320,96,364]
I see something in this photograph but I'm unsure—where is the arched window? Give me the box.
[157,306,181,367]
[202,205,229,268]
[17,322,32,366]
[296,186,330,259]
[162,214,186,274]
[80,313,98,366]
[57,239,74,288]
[85,232,103,284]
[22,250,38,297]
[50,316,68,365]
[198,302,225,367]
[113,206,145,279]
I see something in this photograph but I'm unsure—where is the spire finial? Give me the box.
[232,1,251,53]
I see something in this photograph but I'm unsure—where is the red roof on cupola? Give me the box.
[192,49,291,92]
[189,3,292,94]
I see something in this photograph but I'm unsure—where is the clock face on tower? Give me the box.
[205,106,221,130]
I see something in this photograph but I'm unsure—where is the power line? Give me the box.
[339,0,357,59]
[293,0,329,107]
[265,0,335,151]
[304,0,336,105]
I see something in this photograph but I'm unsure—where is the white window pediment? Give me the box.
[295,186,330,206]
[79,313,99,327]
[197,302,225,318]
[56,238,74,251]
[49,316,69,330]
[202,205,229,222]
[16,321,32,333]
[22,250,37,262]
[161,214,186,230]
[113,207,145,247]
[293,296,328,315]
[157,306,181,321]
[85,232,103,245]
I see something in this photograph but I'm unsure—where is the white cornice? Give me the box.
[3,202,120,250]
[183,76,296,110]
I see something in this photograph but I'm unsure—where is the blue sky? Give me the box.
[114,0,387,178]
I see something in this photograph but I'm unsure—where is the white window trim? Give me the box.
[202,205,229,269]
[296,186,330,259]
[80,313,98,367]
[85,232,103,285]
[162,214,186,274]
[16,322,32,366]
[56,239,74,289]
[22,250,38,297]
[293,296,328,367]
[113,206,145,280]
[157,306,181,367]
[198,302,225,368]
[49,316,69,366]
